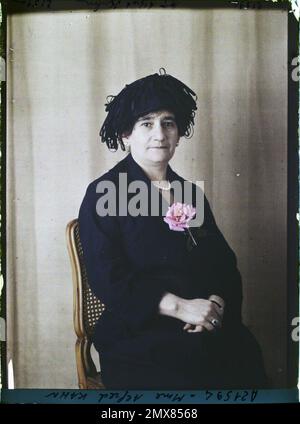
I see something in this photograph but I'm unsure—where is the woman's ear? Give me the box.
[121,134,130,152]
[122,130,130,140]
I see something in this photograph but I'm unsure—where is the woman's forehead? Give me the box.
[137,110,176,121]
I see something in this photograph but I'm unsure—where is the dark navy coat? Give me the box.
[78,153,266,389]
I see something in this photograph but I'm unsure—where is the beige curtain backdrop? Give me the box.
[7,8,287,388]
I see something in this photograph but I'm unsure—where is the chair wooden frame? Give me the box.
[66,219,106,389]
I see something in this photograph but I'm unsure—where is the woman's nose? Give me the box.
[153,124,165,141]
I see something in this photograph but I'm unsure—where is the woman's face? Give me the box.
[122,110,180,167]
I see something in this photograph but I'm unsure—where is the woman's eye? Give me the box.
[164,121,175,128]
[142,122,152,127]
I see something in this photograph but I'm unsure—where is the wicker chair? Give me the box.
[66,219,106,389]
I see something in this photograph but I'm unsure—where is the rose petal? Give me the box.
[164,202,196,231]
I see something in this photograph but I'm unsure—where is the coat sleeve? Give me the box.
[200,195,243,327]
[78,182,169,333]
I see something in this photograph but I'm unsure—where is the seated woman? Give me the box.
[78,69,267,390]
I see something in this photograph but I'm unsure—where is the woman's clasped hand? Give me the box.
[181,296,225,333]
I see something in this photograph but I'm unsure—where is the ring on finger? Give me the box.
[211,318,220,328]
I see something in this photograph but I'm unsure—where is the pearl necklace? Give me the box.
[151,180,171,191]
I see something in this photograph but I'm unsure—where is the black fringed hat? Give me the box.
[99,68,198,151]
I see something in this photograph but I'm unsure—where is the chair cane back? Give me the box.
[66,219,106,389]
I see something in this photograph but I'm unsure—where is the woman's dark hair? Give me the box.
[99,68,198,151]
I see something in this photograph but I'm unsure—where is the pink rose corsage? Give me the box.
[163,202,198,247]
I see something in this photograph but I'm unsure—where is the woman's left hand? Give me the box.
[183,294,225,333]
[183,323,204,333]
